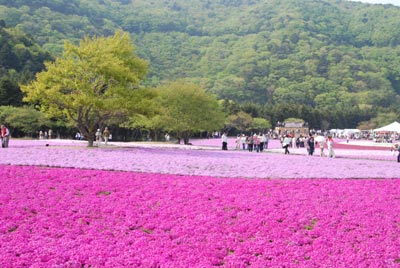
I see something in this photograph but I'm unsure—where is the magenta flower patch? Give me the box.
[0,165,399,267]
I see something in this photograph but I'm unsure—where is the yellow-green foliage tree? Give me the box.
[249,117,271,133]
[21,31,148,146]
[225,111,253,133]
[153,82,225,144]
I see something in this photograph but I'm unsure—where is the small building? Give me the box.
[275,122,309,137]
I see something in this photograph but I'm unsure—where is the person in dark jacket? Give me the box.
[306,134,315,156]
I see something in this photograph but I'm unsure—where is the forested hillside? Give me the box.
[1,0,400,128]
[0,22,52,106]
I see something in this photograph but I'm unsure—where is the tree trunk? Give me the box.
[153,131,158,142]
[87,138,94,147]
[182,131,191,145]
[78,125,95,147]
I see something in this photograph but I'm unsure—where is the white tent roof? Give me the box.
[373,121,400,133]
[343,129,361,134]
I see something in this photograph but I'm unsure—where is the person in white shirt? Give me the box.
[235,135,241,150]
[327,135,335,158]
[292,135,296,149]
[282,135,292,154]
[317,136,325,157]
[240,134,247,150]
[259,133,266,152]
[264,133,270,149]
[95,129,102,146]
[221,132,228,150]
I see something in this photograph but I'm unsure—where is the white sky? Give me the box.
[348,0,400,5]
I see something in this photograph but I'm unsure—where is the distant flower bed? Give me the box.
[1,165,399,267]
[6,138,88,148]
[0,139,398,179]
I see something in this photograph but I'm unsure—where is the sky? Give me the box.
[348,0,400,5]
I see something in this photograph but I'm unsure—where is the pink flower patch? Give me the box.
[0,165,399,267]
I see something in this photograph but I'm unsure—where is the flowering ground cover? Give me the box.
[189,137,393,151]
[266,145,397,162]
[1,165,399,268]
[335,141,391,151]
[0,138,399,267]
[0,139,398,179]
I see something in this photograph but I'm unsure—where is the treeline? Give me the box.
[221,100,376,131]
[0,0,399,130]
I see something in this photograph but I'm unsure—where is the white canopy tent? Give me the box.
[373,121,400,133]
[329,128,360,138]
[343,129,361,135]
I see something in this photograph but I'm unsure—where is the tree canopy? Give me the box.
[0,106,51,137]
[151,82,225,144]
[21,31,148,146]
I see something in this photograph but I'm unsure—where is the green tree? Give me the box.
[284,118,304,124]
[249,117,271,133]
[225,111,253,133]
[154,81,224,144]
[0,106,51,137]
[0,78,22,106]
[124,91,164,141]
[21,31,148,146]
[357,111,398,130]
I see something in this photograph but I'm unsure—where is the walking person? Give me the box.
[264,133,269,149]
[165,132,170,142]
[306,134,315,156]
[398,145,400,163]
[221,132,228,150]
[95,128,102,146]
[282,135,292,155]
[253,133,260,152]
[395,143,400,162]
[292,135,296,149]
[327,135,335,158]
[259,133,265,152]
[316,135,325,157]
[1,124,10,148]
[235,135,241,150]
[247,134,254,152]
[103,127,111,145]
[240,134,246,150]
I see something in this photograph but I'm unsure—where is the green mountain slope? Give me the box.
[0,0,399,115]
[0,22,52,105]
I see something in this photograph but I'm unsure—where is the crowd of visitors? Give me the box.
[39,129,53,139]
[231,133,271,153]
[94,127,112,146]
[374,132,399,143]
[216,128,400,162]
[220,130,341,158]
[278,133,336,158]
